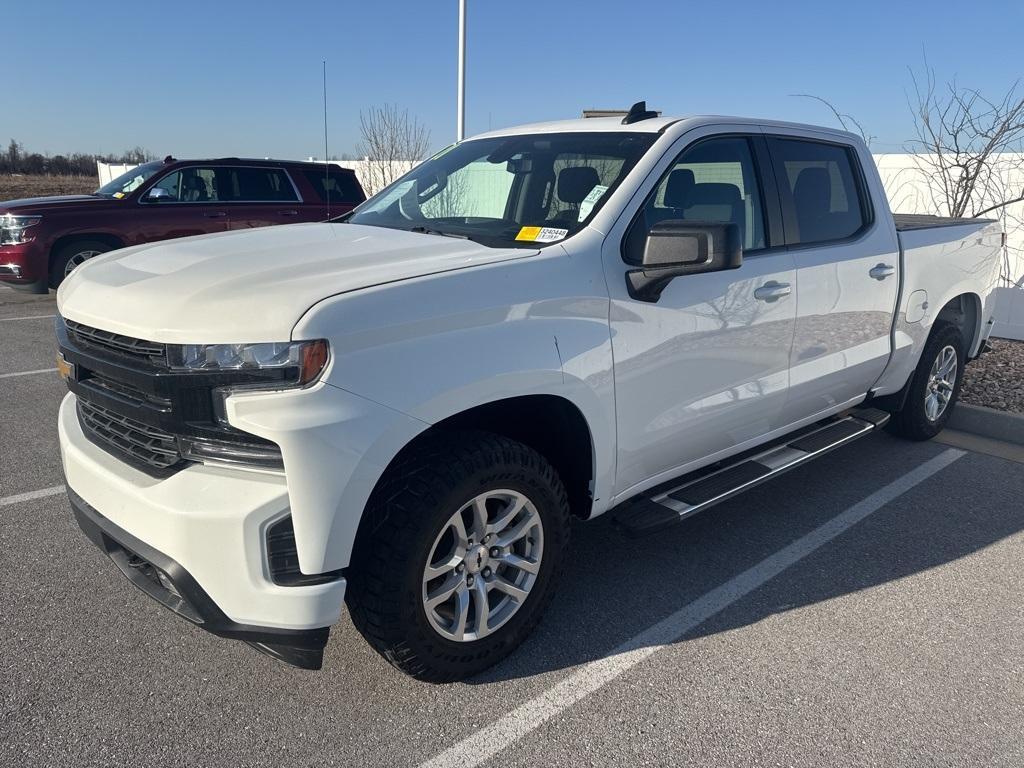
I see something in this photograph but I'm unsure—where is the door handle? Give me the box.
[204,211,227,218]
[278,210,299,216]
[753,281,792,302]
[869,263,896,280]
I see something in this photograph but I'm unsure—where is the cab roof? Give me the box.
[471,114,863,145]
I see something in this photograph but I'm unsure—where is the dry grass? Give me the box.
[0,174,98,200]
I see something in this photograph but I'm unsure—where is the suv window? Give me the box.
[769,138,867,245]
[303,168,365,205]
[625,136,767,263]
[150,167,220,202]
[225,167,299,202]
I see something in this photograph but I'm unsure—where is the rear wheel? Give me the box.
[888,322,965,441]
[345,431,570,682]
[50,240,112,288]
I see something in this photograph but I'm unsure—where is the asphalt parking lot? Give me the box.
[2,286,1023,768]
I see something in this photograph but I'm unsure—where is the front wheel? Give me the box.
[50,240,112,288]
[888,322,966,441]
[345,431,570,682]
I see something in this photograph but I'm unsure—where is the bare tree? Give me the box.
[791,94,876,147]
[906,61,1024,220]
[356,104,431,195]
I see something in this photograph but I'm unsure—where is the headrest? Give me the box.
[687,183,741,206]
[793,167,831,208]
[664,168,694,208]
[557,166,600,205]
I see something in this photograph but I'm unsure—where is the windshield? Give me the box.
[347,132,656,247]
[95,161,164,198]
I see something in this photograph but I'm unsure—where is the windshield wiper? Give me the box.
[408,225,469,240]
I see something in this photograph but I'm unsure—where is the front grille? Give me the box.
[78,399,183,472]
[66,319,166,361]
[58,315,285,478]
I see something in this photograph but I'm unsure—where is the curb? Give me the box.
[948,403,1024,446]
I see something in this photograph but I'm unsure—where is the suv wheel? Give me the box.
[50,240,112,288]
[888,322,966,441]
[346,431,570,682]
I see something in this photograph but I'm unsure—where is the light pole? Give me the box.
[457,0,466,142]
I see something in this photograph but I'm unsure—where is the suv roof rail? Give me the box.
[621,101,660,125]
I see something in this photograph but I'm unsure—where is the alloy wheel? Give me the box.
[421,489,544,642]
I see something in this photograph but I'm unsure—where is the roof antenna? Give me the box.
[322,59,330,221]
[621,100,659,125]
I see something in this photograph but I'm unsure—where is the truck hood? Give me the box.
[57,223,538,343]
[0,194,107,212]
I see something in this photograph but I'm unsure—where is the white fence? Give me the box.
[96,161,141,186]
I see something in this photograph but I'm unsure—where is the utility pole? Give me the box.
[457,0,466,141]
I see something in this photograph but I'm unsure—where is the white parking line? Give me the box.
[420,448,966,768]
[0,485,66,508]
[0,313,55,322]
[0,368,56,379]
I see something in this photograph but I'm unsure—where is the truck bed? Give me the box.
[893,213,995,231]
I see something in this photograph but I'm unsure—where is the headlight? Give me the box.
[0,214,42,245]
[166,339,329,385]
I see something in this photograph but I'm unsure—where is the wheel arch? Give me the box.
[49,232,125,271]
[934,291,983,356]
[370,394,597,523]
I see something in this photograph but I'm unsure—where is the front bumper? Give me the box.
[0,241,45,283]
[69,488,331,669]
[58,392,347,669]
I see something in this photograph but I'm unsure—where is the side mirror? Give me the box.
[142,187,173,202]
[626,220,743,302]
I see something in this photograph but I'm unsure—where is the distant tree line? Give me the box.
[0,139,154,176]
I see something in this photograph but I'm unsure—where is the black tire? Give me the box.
[49,240,113,288]
[345,430,570,682]
[888,322,966,441]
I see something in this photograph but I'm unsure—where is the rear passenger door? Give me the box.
[222,166,304,230]
[605,132,798,495]
[766,135,900,425]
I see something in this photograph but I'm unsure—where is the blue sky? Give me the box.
[3,0,1022,160]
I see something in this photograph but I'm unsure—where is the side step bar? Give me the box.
[611,407,891,537]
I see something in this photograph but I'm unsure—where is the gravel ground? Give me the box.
[962,338,1024,414]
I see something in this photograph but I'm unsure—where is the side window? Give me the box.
[151,171,182,199]
[626,136,767,263]
[225,167,299,202]
[302,168,365,205]
[149,167,219,202]
[770,138,867,245]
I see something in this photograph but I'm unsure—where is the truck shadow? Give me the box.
[469,433,1023,685]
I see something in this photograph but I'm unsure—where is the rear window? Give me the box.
[225,167,299,202]
[303,168,365,205]
[770,138,868,246]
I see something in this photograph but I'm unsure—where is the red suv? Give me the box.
[0,157,365,292]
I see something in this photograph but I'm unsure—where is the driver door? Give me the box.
[135,166,230,243]
[603,131,798,496]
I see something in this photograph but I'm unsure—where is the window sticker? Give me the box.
[516,226,569,243]
[112,192,126,199]
[577,184,609,222]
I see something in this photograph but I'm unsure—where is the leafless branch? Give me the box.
[905,57,1024,220]
[790,94,876,147]
[356,104,431,195]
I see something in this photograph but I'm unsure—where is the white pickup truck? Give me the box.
[56,103,1003,681]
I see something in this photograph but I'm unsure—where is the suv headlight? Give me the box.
[0,214,42,245]
[166,339,329,385]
